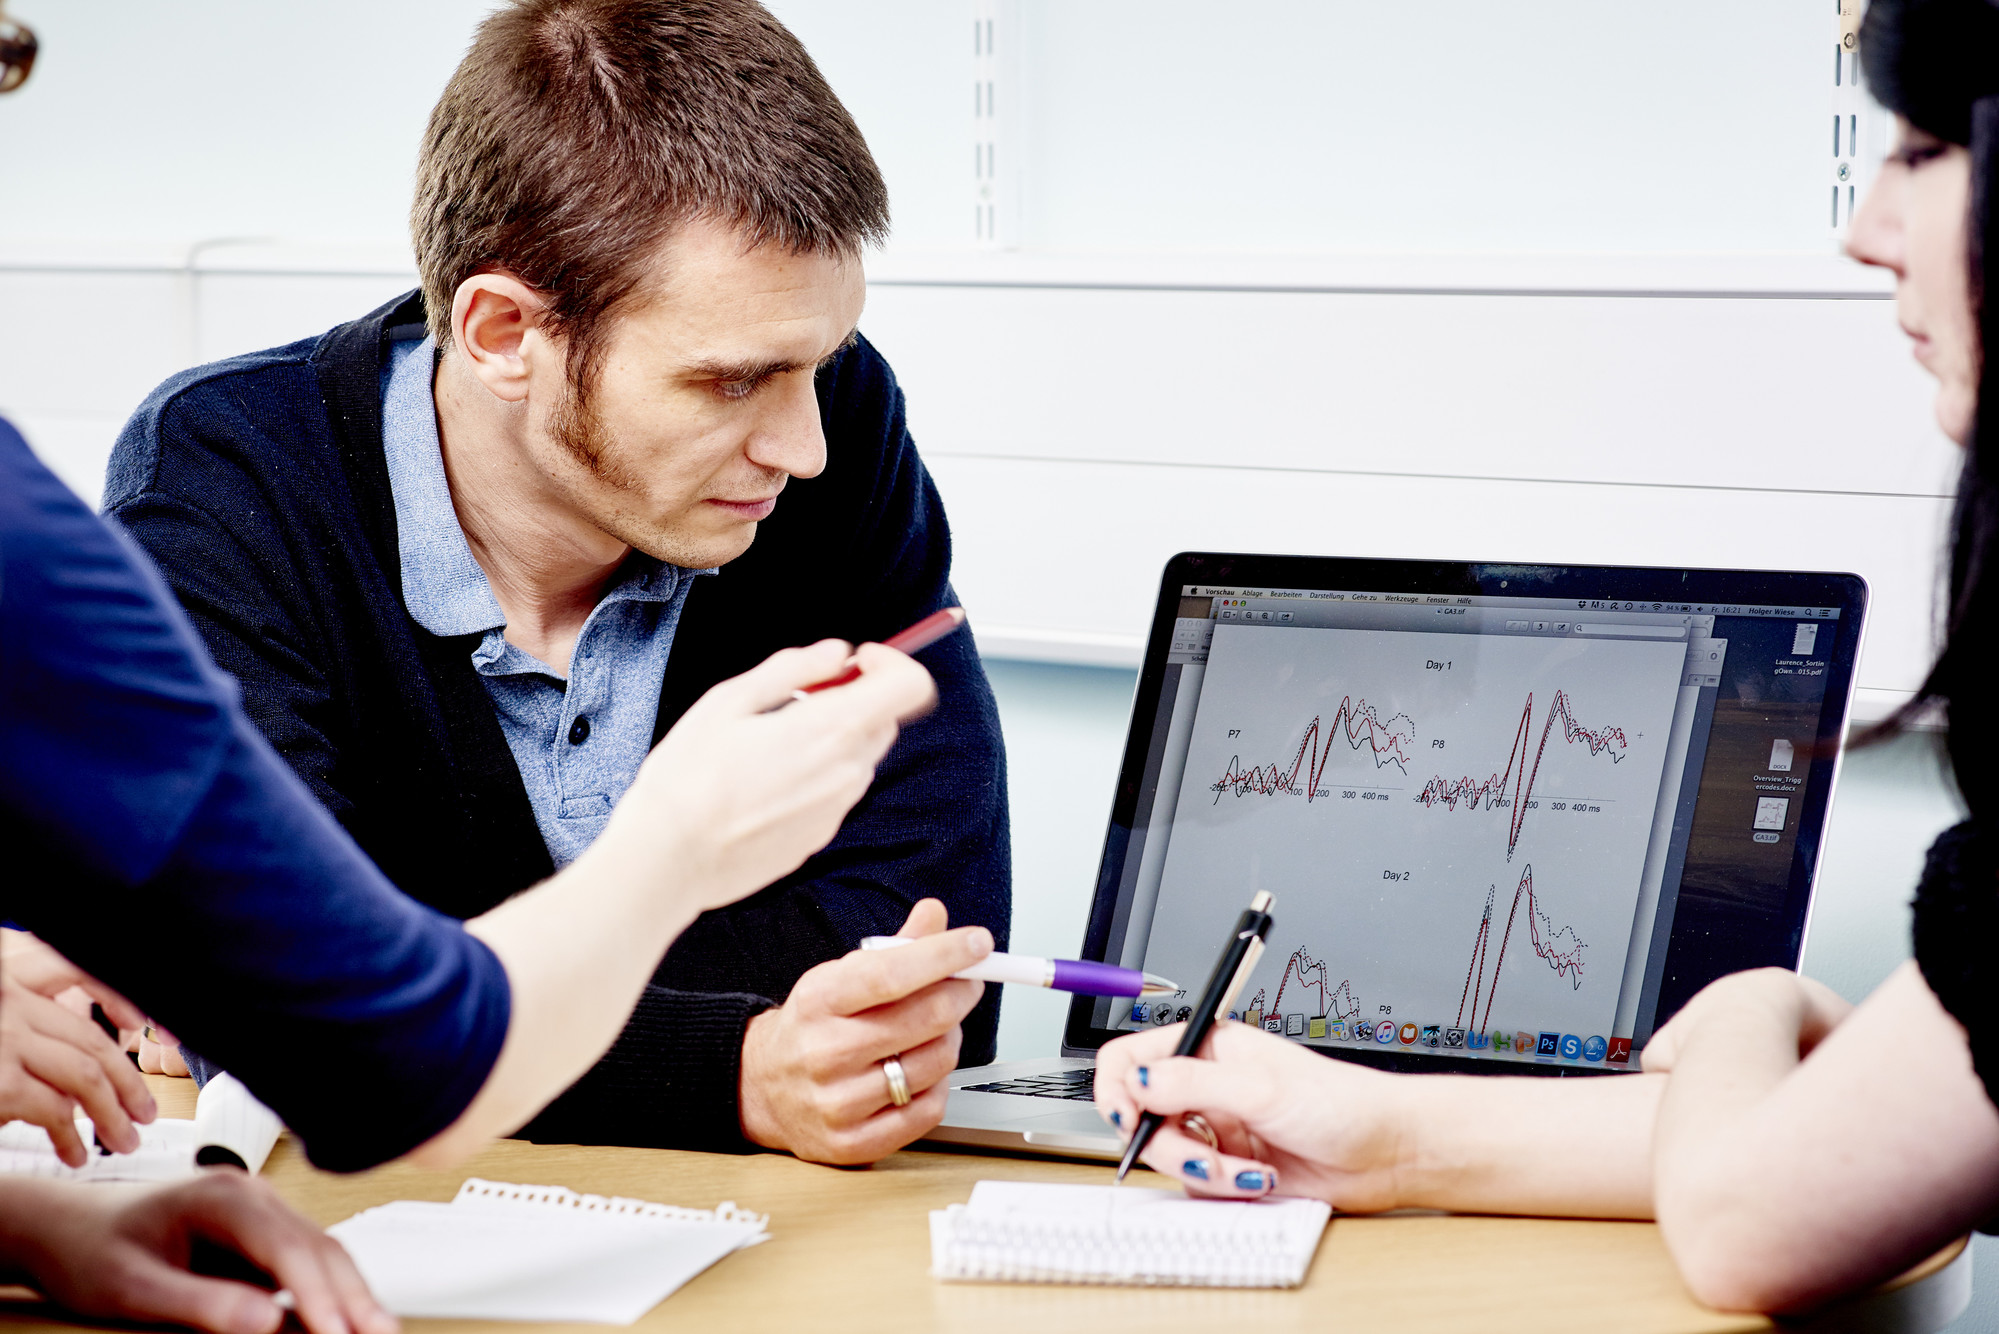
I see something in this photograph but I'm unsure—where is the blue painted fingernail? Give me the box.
[1110,1110,1122,1127]
[1137,1067,1150,1087]
[1183,1159,1210,1180]
[1234,1171,1266,1191]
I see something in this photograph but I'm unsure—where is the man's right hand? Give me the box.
[738,898,991,1164]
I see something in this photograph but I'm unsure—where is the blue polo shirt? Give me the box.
[381,338,707,867]
[0,416,509,1172]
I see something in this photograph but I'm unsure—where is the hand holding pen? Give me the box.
[1103,892,1271,1184]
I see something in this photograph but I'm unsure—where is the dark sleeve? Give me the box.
[518,337,1012,1151]
[0,422,508,1172]
[105,483,355,828]
[1912,820,1999,1108]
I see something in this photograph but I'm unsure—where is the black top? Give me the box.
[1913,820,1999,1106]
[103,292,1010,1150]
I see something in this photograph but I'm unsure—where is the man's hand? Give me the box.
[738,898,990,1164]
[0,1173,393,1334]
[0,977,156,1165]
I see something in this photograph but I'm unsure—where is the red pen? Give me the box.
[780,606,968,706]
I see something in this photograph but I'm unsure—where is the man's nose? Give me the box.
[747,372,828,479]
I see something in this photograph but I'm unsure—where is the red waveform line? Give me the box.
[1455,864,1587,1033]
[1247,950,1363,1022]
[1211,698,1417,805]
[1415,689,1626,859]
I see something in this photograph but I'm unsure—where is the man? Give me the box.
[106,0,1009,1165]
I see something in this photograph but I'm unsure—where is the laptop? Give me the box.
[932,551,1868,1160]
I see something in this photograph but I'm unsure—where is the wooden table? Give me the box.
[0,1077,1966,1334]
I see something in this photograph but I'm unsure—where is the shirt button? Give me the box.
[568,716,591,746]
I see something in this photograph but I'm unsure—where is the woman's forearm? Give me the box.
[413,826,704,1167]
[1652,964,1999,1312]
[1396,1068,1663,1218]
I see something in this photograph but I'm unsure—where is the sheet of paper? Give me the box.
[326,1180,767,1324]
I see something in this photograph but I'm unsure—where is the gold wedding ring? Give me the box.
[1181,1113,1220,1150]
[881,1055,911,1107]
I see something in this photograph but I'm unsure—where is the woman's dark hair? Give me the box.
[1862,0,1999,820]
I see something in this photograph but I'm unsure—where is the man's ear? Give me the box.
[450,274,552,405]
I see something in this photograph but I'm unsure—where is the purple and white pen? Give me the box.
[859,937,1178,998]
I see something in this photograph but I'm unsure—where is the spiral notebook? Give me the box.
[930,1181,1330,1288]
[327,1179,768,1324]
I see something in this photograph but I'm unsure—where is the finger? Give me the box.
[26,1000,157,1127]
[104,1259,286,1334]
[1093,1026,1203,1125]
[707,640,856,714]
[817,1026,965,1125]
[7,1077,88,1167]
[1117,1049,1279,1129]
[138,1039,165,1076]
[182,1178,372,1334]
[836,642,937,723]
[894,898,949,939]
[1138,1121,1279,1198]
[23,1037,141,1153]
[816,1077,952,1166]
[845,979,984,1065]
[83,985,149,1037]
[809,927,994,1017]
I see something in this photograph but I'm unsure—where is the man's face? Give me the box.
[524,216,865,569]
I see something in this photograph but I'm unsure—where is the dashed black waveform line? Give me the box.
[1247,948,1362,1021]
[1415,688,1627,860]
[1210,697,1417,804]
[1456,864,1586,1033]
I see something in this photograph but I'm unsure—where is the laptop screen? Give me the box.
[1068,554,1868,1075]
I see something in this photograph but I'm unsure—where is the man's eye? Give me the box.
[715,375,768,401]
[1891,141,1948,170]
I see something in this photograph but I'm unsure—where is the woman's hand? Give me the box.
[613,639,936,912]
[0,1173,392,1334]
[1642,967,1854,1075]
[1093,1020,1409,1209]
[0,977,156,1165]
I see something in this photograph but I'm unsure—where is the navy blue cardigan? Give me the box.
[104,292,1009,1150]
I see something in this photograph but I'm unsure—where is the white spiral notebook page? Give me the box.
[930,1181,1331,1288]
[327,1179,768,1324]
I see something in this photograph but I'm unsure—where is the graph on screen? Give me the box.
[1139,622,1686,1043]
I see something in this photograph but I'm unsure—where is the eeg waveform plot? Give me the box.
[1415,688,1629,860]
[1455,864,1586,1033]
[1140,623,1686,1044]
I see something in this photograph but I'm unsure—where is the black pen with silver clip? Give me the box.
[1114,890,1275,1182]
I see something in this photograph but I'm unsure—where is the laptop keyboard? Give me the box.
[961,1066,1098,1101]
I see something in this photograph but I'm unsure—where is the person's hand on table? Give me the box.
[0,1173,393,1334]
[1094,1019,1409,1208]
[0,975,157,1166]
[739,897,991,1165]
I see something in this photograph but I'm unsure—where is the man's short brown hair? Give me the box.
[411,0,888,384]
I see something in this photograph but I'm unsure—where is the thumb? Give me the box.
[896,898,950,939]
[110,1263,284,1334]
